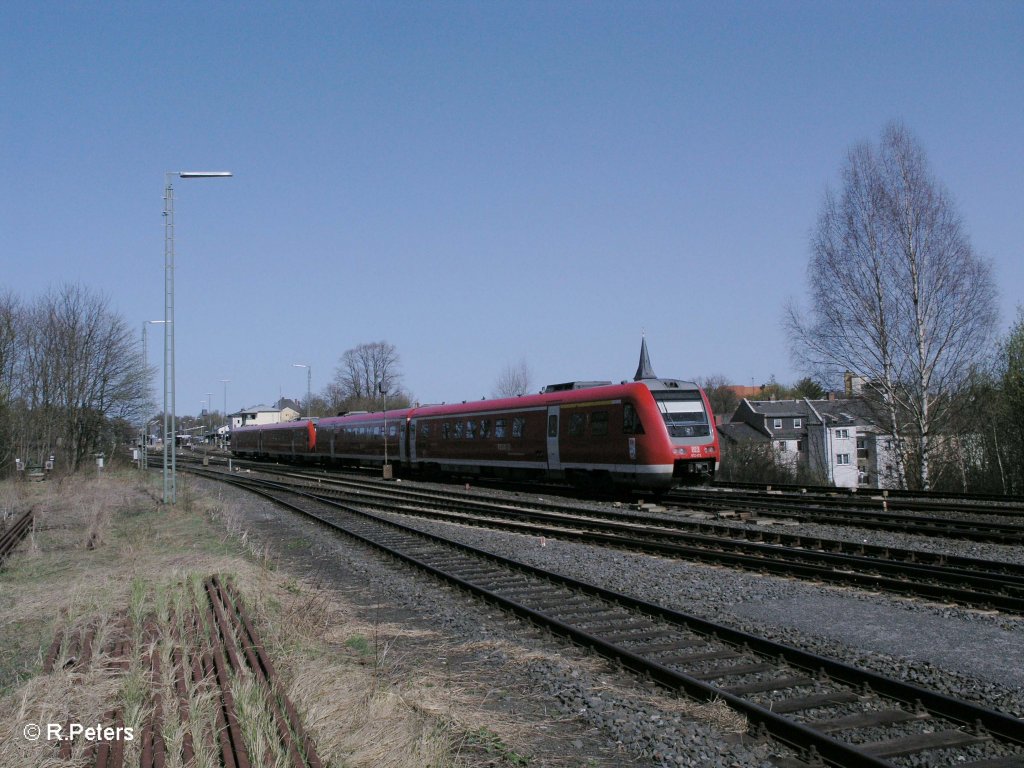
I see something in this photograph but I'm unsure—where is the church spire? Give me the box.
[634,336,657,381]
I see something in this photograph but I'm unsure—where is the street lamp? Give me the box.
[141,320,167,471]
[292,363,311,418]
[163,171,232,504]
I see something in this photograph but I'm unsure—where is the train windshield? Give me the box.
[653,392,710,438]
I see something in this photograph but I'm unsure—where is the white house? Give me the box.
[721,397,899,489]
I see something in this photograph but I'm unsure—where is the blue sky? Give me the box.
[3,1,1021,416]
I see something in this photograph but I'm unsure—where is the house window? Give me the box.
[836,453,851,465]
[773,418,782,429]
[797,440,804,451]
[836,428,850,439]
[793,418,802,429]
[778,441,787,452]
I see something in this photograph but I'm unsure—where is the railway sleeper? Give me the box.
[599,626,676,644]
[860,727,990,758]
[721,674,818,696]
[807,708,926,733]
[689,661,776,680]
[624,637,707,653]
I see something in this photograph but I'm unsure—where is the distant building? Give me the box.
[720,397,899,489]
[231,404,301,429]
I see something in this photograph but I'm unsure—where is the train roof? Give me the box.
[232,419,315,431]
[409,379,699,419]
[318,408,415,426]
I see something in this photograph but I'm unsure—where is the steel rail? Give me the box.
[189,467,1024,768]
[0,508,34,565]
[215,468,1024,613]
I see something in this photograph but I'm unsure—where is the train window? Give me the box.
[480,419,491,438]
[466,420,476,439]
[590,411,608,436]
[653,393,710,438]
[495,418,507,439]
[420,423,430,438]
[569,413,586,436]
[622,403,644,435]
[547,415,558,438]
[454,421,465,439]
[512,417,526,438]
[389,425,397,438]
[441,422,450,440]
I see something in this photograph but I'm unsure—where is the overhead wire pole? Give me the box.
[163,171,232,504]
[141,319,166,472]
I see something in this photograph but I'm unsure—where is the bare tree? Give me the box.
[492,359,534,398]
[327,341,408,412]
[787,123,998,489]
[0,293,19,471]
[696,374,739,421]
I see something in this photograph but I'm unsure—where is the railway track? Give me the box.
[207,464,1024,614]
[43,575,321,768]
[187,465,1024,768]
[668,488,1024,545]
[714,480,1024,507]
[0,508,33,566]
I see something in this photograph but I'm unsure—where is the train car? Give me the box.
[229,371,717,492]
[406,378,717,491]
[230,419,317,461]
[315,409,413,467]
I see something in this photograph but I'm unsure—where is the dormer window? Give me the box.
[773,418,782,429]
[793,418,802,428]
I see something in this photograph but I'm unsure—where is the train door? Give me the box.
[409,419,418,462]
[546,406,561,471]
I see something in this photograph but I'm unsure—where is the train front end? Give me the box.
[636,379,719,484]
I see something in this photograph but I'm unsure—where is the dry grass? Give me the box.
[0,471,534,768]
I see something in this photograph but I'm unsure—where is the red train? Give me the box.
[231,377,719,492]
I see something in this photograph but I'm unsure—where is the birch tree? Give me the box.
[787,122,998,489]
[492,359,534,398]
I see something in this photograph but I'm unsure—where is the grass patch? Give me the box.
[0,470,536,768]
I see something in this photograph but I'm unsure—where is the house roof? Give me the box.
[744,399,809,418]
[718,422,770,444]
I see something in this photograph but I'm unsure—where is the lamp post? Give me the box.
[163,171,232,504]
[141,319,167,471]
[292,363,311,418]
[205,392,213,442]
[220,378,230,447]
